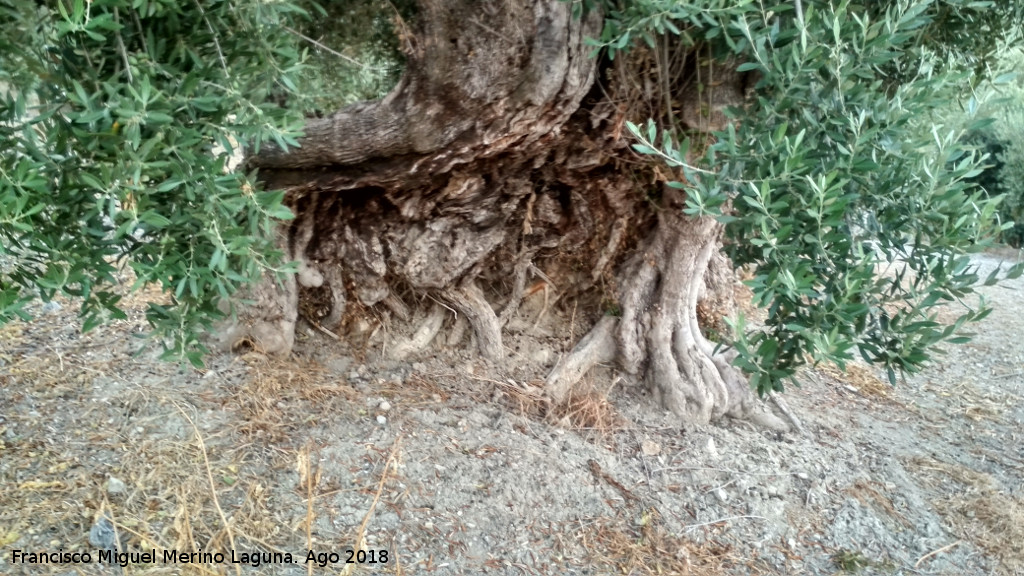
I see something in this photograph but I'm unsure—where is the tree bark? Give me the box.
[222,0,784,428]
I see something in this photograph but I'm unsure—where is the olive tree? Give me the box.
[2,0,1021,426]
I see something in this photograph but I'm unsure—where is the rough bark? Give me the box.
[220,0,783,428]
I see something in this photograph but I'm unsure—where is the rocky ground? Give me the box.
[1,251,1022,576]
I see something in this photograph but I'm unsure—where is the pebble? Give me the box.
[379,400,391,411]
[641,439,661,456]
[530,348,553,364]
[89,515,116,549]
[706,437,720,461]
[107,476,127,495]
[376,415,387,425]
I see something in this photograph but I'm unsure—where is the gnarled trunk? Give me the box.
[221,0,784,428]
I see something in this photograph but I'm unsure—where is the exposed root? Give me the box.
[382,293,410,322]
[443,281,503,360]
[212,229,299,355]
[446,311,468,347]
[591,216,628,283]
[499,248,538,326]
[530,280,551,330]
[319,265,347,328]
[616,250,659,375]
[546,315,618,403]
[213,269,298,355]
[546,207,787,430]
[768,393,807,436]
[389,304,446,360]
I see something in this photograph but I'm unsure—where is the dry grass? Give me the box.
[845,480,913,530]
[230,352,358,442]
[0,285,399,575]
[817,362,896,400]
[549,379,626,435]
[378,371,451,407]
[570,509,752,576]
[910,457,1024,575]
[919,378,1015,423]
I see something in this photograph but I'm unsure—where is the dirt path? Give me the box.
[1,252,1021,575]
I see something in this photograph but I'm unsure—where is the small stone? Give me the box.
[715,487,729,503]
[379,400,392,411]
[641,439,661,456]
[41,301,62,314]
[89,515,116,549]
[530,348,553,365]
[376,415,387,425]
[706,437,720,461]
[796,472,809,480]
[106,476,127,495]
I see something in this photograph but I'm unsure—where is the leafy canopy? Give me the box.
[963,50,1024,248]
[0,0,308,365]
[587,0,1024,393]
[2,0,1023,383]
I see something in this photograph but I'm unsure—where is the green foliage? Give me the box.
[608,0,1024,394]
[979,52,1024,247]
[291,0,415,114]
[962,125,1024,247]
[0,0,306,365]
[995,123,1024,246]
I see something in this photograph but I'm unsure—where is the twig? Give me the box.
[650,465,804,477]
[531,282,550,331]
[113,8,133,84]
[193,0,228,77]
[769,392,808,436]
[685,515,765,532]
[283,26,388,71]
[299,445,317,576]
[340,435,403,576]
[173,403,241,576]
[303,315,340,340]
[914,540,961,568]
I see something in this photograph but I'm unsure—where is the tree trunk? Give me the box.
[224,0,785,428]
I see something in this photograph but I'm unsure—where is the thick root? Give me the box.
[212,271,298,355]
[545,208,789,430]
[319,265,347,328]
[389,304,446,360]
[545,315,618,403]
[443,281,503,360]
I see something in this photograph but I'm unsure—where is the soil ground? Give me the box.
[1,251,1022,576]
